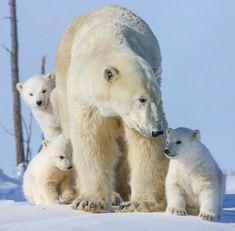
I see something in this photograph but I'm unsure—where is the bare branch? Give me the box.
[22,116,29,138]
[41,55,46,75]
[0,122,15,136]
[24,113,33,163]
[1,16,11,21]
[1,44,11,54]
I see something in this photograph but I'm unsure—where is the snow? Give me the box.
[0,169,234,231]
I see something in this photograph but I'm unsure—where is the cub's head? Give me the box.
[164,127,201,159]
[77,48,165,138]
[42,134,72,171]
[16,73,55,109]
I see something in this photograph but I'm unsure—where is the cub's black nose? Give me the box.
[152,130,164,137]
[36,101,42,106]
[68,166,73,169]
[164,149,170,155]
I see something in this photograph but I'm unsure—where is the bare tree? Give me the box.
[22,114,33,165]
[37,55,46,152]
[9,0,25,167]
[41,55,46,75]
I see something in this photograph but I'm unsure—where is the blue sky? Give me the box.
[0,0,235,176]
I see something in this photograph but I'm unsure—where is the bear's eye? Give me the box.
[176,140,182,144]
[42,90,46,94]
[104,68,113,80]
[139,98,147,103]
[166,141,169,145]
[29,93,33,96]
[59,156,64,160]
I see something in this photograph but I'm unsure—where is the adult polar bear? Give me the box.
[55,5,169,213]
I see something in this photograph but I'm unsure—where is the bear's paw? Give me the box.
[71,198,108,213]
[166,207,187,216]
[199,212,217,222]
[59,192,76,204]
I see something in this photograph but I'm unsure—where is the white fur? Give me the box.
[56,5,169,213]
[23,134,75,205]
[165,127,225,221]
[16,73,61,140]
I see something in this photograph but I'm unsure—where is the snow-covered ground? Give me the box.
[0,170,234,231]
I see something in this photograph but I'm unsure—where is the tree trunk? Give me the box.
[41,55,46,75]
[9,0,25,165]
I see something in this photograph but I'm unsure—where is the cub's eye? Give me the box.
[29,93,33,96]
[139,98,147,103]
[166,141,169,145]
[176,140,182,144]
[59,156,64,160]
[42,90,46,94]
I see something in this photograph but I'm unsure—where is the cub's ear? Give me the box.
[16,83,23,93]
[166,128,173,135]
[103,66,119,82]
[42,139,49,149]
[46,72,56,80]
[192,129,200,140]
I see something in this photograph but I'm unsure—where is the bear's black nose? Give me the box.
[152,130,163,137]
[36,101,42,106]
[164,149,170,155]
[68,166,72,169]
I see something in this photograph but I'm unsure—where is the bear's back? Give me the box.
[67,5,161,70]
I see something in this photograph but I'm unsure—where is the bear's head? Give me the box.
[42,134,73,171]
[16,73,55,109]
[164,127,201,159]
[77,48,165,138]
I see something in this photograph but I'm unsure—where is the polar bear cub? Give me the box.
[164,127,225,221]
[23,134,75,205]
[16,73,61,140]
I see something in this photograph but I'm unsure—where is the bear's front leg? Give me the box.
[70,108,117,213]
[59,174,76,204]
[41,182,60,205]
[119,127,169,212]
[165,182,187,216]
[198,187,219,221]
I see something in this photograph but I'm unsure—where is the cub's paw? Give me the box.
[71,198,108,213]
[59,192,76,204]
[119,201,162,212]
[199,212,216,222]
[111,192,123,206]
[166,207,187,216]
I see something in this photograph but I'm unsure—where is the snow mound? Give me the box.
[0,169,25,202]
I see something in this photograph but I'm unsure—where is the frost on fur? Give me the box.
[16,73,61,140]
[23,134,75,205]
[164,127,225,221]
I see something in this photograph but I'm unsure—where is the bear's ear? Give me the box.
[42,139,49,149]
[16,83,23,93]
[166,128,173,135]
[153,67,162,86]
[154,67,162,79]
[46,72,56,81]
[192,129,200,140]
[103,66,119,82]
